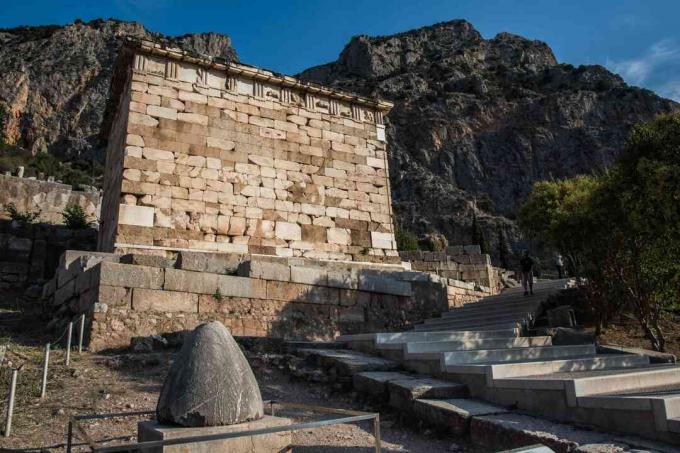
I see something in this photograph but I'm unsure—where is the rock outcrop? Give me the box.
[0,19,236,158]
[298,20,678,254]
[156,321,263,427]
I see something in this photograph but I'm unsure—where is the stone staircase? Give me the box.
[291,279,680,450]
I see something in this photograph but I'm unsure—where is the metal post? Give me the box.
[41,343,50,398]
[65,322,73,366]
[78,314,85,354]
[373,414,381,453]
[4,369,18,437]
[66,419,73,453]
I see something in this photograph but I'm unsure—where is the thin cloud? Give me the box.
[606,39,680,101]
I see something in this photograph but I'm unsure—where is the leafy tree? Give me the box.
[519,113,680,351]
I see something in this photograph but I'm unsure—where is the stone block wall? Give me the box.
[42,251,449,351]
[0,174,101,225]
[0,220,97,292]
[400,245,501,292]
[99,39,397,263]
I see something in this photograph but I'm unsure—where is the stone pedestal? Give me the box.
[137,415,292,453]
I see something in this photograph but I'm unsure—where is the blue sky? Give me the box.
[3,0,680,100]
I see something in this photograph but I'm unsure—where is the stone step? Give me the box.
[577,391,680,432]
[403,336,553,356]
[445,354,651,382]
[412,398,509,437]
[387,377,468,410]
[442,344,597,366]
[336,329,522,349]
[352,371,415,397]
[414,321,523,332]
[297,348,399,376]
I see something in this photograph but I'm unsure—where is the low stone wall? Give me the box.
[400,245,501,292]
[0,220,98,292]
[42,251,449,351]
[0,174,101,225]
[446,279,494,307]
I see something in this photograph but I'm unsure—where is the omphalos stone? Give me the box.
[156,321,264,427]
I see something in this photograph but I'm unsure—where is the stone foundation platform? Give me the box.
[41,250,494,351]
[138,415,292,452]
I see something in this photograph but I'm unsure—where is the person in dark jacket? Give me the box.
[520,250,535,296]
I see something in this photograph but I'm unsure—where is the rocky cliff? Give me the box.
[298,20,678,253]
[0,19,236,159]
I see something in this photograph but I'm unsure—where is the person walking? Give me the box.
[555,253,564,279]
[520,250,535,296]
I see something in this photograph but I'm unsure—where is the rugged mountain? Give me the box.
[298,20,678,254]
[0,19,236,160]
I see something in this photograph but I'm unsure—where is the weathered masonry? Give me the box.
[99,38,396,262]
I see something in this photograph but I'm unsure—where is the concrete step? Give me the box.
[421,313,532,329]
[337,328,522,349]
[441,306,538,320]
[403,336,553,356]
[445,354,651,382]
[414,321,523,332]
[442,344,597,366]
[578,390,680,433]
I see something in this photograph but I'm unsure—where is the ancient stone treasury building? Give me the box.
[99,38,396,261]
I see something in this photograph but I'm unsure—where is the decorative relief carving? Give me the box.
[253,82,265,97]
[291,92,305,107]
[329,100,340,115]
[316,100,329,109]
[351,105,362,121]
[363,110,375,123]
[196,68,209,86]
[280,88,292,103]
[165,61,179,79]
[375,111,384,125]
[305,93,315,110]
[226,76,237,92]
[133,54,147,72]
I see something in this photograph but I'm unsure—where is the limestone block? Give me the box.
[97,262,164,289]
[228,217,247,235]
[240,260,291,282]
[301,224,327,243]
[132,288,198,312]
[371,231,396,249]
[164,268,219,294]
[97,285,131,307]
[118,204,155,227]
[206,137,235,151]
[357,272,412,297]
[327,228,351,245]
[266,280,339,304]
[178,91,208,104]
[275,221,301,241]
[129,112,159,127]
[126,134,145,147]
[216,274,267,299]
[290,265,328,286]
[147,105,178,120]
[178,112,209,125]
[143,148,174,161]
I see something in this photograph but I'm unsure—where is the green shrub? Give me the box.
[4,202,41,224]
[62,204,92,229]
[395,226,419,251]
